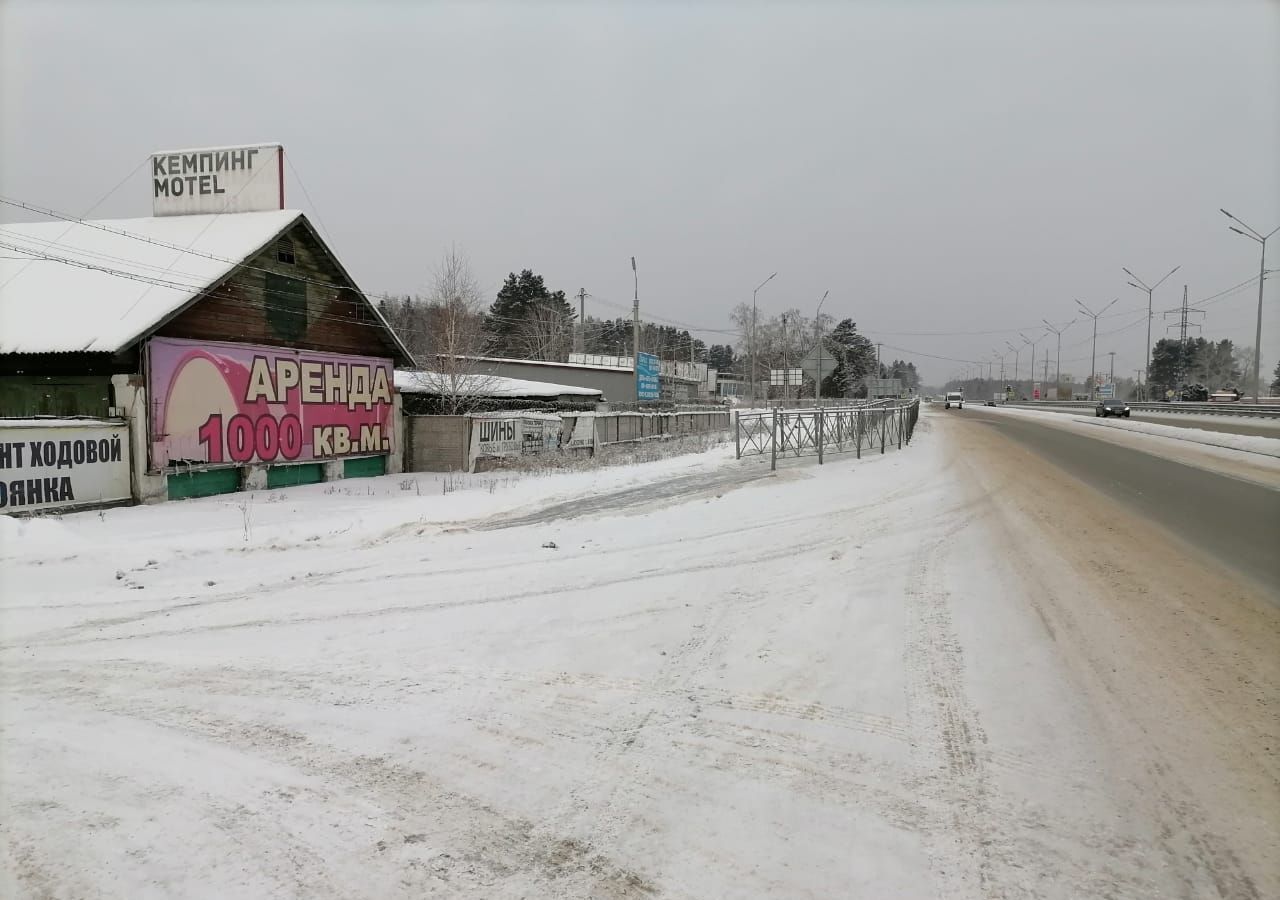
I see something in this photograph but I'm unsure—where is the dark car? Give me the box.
[1095,399,1130,418]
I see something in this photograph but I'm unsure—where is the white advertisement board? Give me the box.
[0,420,131,513]
[151,144,284,216]
[469,415,562,469]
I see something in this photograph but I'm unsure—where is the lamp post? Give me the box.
[1041,318,1075,395]
[814,290,829,403]
[1019,332,1043,399]
[1076,298,1119,399]
[1005,340,1021,393]
[1220,209,1278,401]
[1123,264,1179,400]
[750,272,777,403]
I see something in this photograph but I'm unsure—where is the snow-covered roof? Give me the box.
[0,210,301,354]
[395,369,603,399]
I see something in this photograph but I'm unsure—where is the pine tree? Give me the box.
[485,270,575,360]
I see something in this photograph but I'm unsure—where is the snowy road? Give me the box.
[2,413,1277,899]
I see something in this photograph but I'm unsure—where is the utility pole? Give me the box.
[995,351,1005,384]
[575,287,587,354]
[1220,209,1278,401]
[1108,351,1116,386]
[781,314,789,402]
[1043,354,1050,386]
[1123,265,1179,400]
[876,343,882,374]
[1075,298,1118,399]
[750,272,777,404]
[1005,341,1020,389]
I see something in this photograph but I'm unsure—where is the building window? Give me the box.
[276,239,295,265]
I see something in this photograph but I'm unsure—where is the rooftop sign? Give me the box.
[151,143,283,216]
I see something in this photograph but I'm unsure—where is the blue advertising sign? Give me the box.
[636,352,661,401]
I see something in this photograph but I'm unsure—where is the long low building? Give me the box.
[395,370,603,404]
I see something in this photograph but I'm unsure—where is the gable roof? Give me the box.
[0,211,411,362]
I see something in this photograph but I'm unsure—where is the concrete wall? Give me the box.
[474,359,636,402]
[405,415,471,472]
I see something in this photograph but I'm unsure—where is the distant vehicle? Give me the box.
[1096,399,1131,418]
[984,399,997,407]
[1210,387,1242,402]
[945,390,964,409]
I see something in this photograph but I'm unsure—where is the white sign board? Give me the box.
[1098,382,1116,398]
[469,415,561,469]
[0,420,131,513]
[151,144,284,216]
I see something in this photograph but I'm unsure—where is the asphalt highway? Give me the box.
[1003,403,1280,437]
[958,406,1280,596]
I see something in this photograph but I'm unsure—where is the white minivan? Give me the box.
[944,390,964,409]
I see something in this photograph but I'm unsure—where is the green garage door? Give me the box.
[168,467,241,500]
[266,463,324,489]
[343,455,386,479]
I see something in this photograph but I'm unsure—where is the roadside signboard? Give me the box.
[800,345,839,386]
[146,337,394,470]
[1097,382,1116,399]
[636,352,660,401]
[0,419,130,513]
[1033,383,1041,400]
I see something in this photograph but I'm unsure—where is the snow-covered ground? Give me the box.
[2,418,1275,898]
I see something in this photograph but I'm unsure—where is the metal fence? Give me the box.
[735,399,920,469]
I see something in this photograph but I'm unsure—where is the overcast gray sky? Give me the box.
[3,0,1277,385]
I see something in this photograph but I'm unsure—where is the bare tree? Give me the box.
[417,246,499,415]
[512,301,574,362]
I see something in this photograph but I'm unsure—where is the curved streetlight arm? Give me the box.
[1221,208,1266,241]
[1151,265,1180,290]
[755,272,778,293]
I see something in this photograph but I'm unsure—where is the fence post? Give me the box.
[898,406,903,449]
[771,408,778,471]
[881,410,887,454]
[856,409,862,459]
[734,411,741,459]
[817,408,824,464]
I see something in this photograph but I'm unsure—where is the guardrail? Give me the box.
[1000,400,1280,419]
[736,399,921,470]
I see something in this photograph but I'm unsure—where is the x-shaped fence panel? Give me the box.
[735,400,920,470]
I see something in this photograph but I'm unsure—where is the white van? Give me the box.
[944,390,964,410]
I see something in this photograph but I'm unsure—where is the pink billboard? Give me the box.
[147,337,394,469]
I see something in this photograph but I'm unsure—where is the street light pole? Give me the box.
[1019,331,1044,399]
[1220,209,1278,401]
[1076,298,1119,399]
[1123,265,1179,400]
[750,272,777,404]
[631,256,640,367]
[1108,351,1116,387]
[1005,340,1020,391]
[814,290,829,403]
[1041,318,1075,393]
